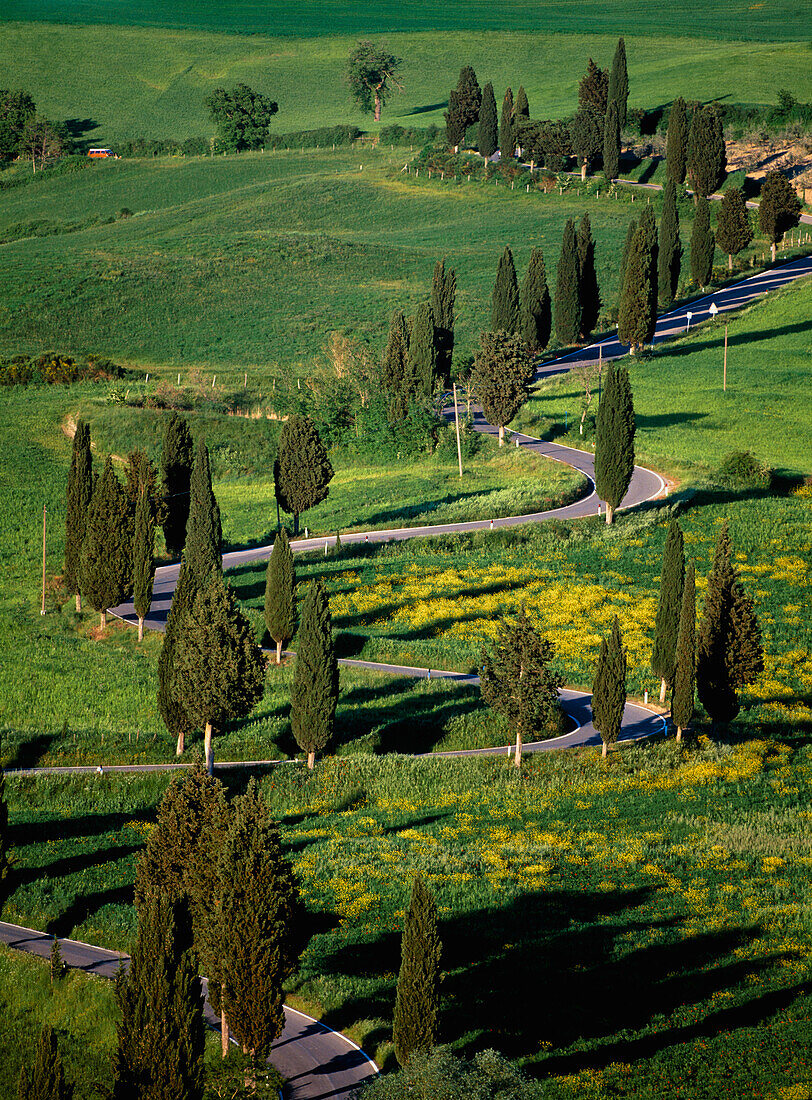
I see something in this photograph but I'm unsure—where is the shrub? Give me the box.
[380,124,440,146]
[268,124,363,149]
[715,450,773,490]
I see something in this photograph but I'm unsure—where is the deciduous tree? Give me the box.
[592,617,626,757]
[672,563,696,742]
[651,520,686,703]
[347,42,403,121]
[470,331,534,445]
[264,528,296,665]
[519,247,551,351]
[205,83,278,152]
[0,88,36,162]
[291,579,339,769]
[555,218,581,346]
[594,361,635,524]
[79,456,133,629]
[64,418,93,612]
[491,245,520,334]
[758,170,802,261]
[715,185,753,270]
[274,415,334,536]
[477,82,498,158]
[393,876,442,1066]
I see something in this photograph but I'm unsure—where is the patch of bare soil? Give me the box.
[726,138,812,187]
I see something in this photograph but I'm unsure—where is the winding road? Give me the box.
[3,248,811,1098]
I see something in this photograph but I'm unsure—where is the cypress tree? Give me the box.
[407,300,437,397]
[393,876,442,1067]
[499,86,514,160]
[617,218,637,310]
[578,58,609,118]
[113,893,204,1100]
[603,99,620,182]
[639,204,659,326]
[470,331,534,446]
[591,617,627,758]
[172,576,266,774]
[594,361,635,525]
[658,177,682,307]
[618,222,655,353]
[18,1025,68,1100]
[479,605,563,767]
[0,747,8,917]
[157,559,196,757]
[160,413,194,559]
[133,480,156,643]
[491,246,520,334]
[697,523,764,730]
[671,563,696,742]
[554,218,581,346]
[64,419,93,613]
[687,106,726,198]
[519,247,551,351]
[666,97,688,185]
[716,185,753,270]
[651,520,686,703]
[291,579,339,769]
[445,66,481,148]
[79,456,133,630]
[264,528,296,665]
[514,85,530,125]
[219,780,304,1063]
[607,37,629,129]
[274,415,334,537]
[478,82,498,158]
[430,260,456,386]
[758,170,802,262]
[185,439,222,583]
[577,213,601,340]
[690,195,715,288]
[380,309,410,421]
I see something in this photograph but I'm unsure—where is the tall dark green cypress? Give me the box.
[113,893,204,1100]
[264,528,296,665]
[185,439,222,583]
[291,579,339,769]
[499,86,514,161]
[514,85,530,125]
[690,195,715,288]
[594,361,635,525]
[380,309,410,422]
[617,218,637,311]
[591,617,627,758]
[651,520,686,703]
[519,247,551,350]
[79,456,133,630]
[697,523,764,730]
[607,37,629,129]
[160,413,194,559]
[671,563,696,742]
[157,560,196,756]
[17,1025,68,1100]
[603,99,620,181]
[687,106,726,198]
[133,479,156,643]
[577,213,601,340]
[554,218,581,346]
[666,97,688,185]
[715,185,753,270]
[393,876,442,1067]
[219,780,304,1064]
[64,419,93,613]
[430,260,456,385]
[444,66,481,148]
[407,300,437,397]
[638,204,659,328]
[274,416,334,536]
[618,221,656,352]
[491,245,520,334]
[478,82,498,158]
[658,177,682,307]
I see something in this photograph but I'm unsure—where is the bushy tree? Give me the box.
[407,300,438,397]
[519,247,551,350]
[17,1025,68,1100]
[651,520,686,702]
[578,59,608,118]
[64,419,93,612]
[113,893,204,1100]
[478,82,498,158]
[160,413,194,559]
[658,177,682,307]
[491,245,520,334]
[690,195,715,288]
[607,37,629,129]
[274,415,334,536]
[264,528,296,665]
[603,99,621,182]
[480,606,563,766]
[555,218,581,346]
[687,106,726,198]
[393,876,442,1066]
[431,260,456,385]
[0,88,36,162]
[291,579,339,769]
[577,213,601,340]
[592,617,627,757]
[347,42,403,121]
[172,577,266,773]
[79,456,133,629]
[133,480,156,643]
[666,97,688,185]
[205,84,278,152]
[445,66,481,147]
[514,86,530,126]
[594,361,635,524]
[697,523,764,729]
[758,170,802,261]
[499,87,514,160]
[360,1048,547,1100]
[570,106,603,180]
[715,185,753,270]
[470,331,534,446]
[672,563,696,742]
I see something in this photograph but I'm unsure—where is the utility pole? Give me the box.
[723,324,728,391]
[41,504,47,615]
[452,383,463,478]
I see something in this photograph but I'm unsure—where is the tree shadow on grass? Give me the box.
[399,101,448,116]
[7,809,154,847]
[661,317,812,358]
[337,679,482,755]
[12,844,140,890]
[46,883,133,940]
[3,732,59,771]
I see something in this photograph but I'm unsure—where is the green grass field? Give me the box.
[0,22,810,148]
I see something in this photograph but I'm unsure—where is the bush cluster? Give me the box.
[268,124,363,149]
[0,352,133,386]
[714,450,773,490]
[379,123,440,146]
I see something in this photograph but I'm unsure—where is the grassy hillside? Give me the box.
[1,0,809,42]
[0,23,809,146]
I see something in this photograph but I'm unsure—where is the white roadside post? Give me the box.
[686,311,693,332]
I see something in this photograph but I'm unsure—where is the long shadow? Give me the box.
[46,883,133,939]
[7,809,154,847]
[62,117,99,152]
[400,101,448,116]
[638,156,661,183]
[12,844,140,889]
[4,732,59,770]
[336,680,482,755]
[662,317,812,358]
[635,411,708,430]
